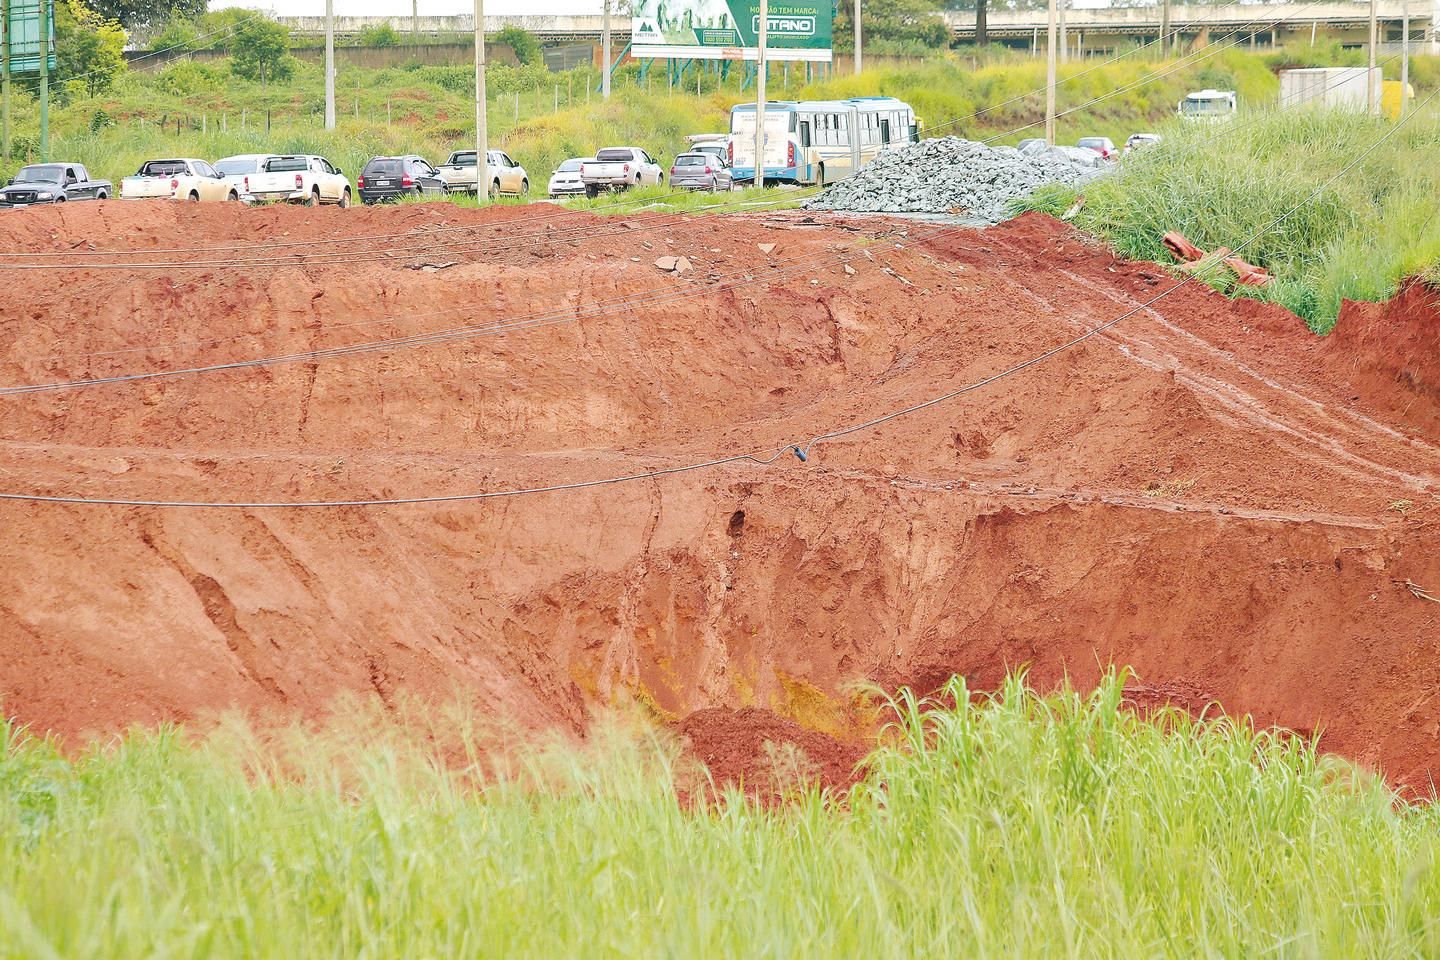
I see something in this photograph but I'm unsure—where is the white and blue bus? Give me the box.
[728,97,920,185]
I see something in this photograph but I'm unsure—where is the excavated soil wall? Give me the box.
[0,202,1436,788]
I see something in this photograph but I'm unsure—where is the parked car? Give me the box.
[684,134,730,167]
[547,157,592,198]
[1123,133,1163,155]
[1015,137,1047,153]
[214,154,278,202]
[669,152,732,192]
[121,158,237,202]
[243,155,352,207]
[0,163,110,207]
[357,155,446,204]
[1075,137,1118,162]
[435,150,529,196]
[580,147,664,197]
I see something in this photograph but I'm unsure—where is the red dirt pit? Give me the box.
[0,201,1437,794]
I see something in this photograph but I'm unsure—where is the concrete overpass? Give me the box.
[279,2,1437,53]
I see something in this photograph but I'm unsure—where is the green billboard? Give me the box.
[3,0,57,75]
[631,0,833,62]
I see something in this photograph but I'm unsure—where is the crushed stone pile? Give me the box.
[803,136,1109,222]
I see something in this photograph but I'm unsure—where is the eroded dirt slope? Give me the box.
[1,202,1436,787]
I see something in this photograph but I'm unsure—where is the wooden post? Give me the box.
[1045,0,1057,145]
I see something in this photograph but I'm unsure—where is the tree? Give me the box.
[230,16,294,84]
[839,0,950,52]
[495,25,542,65]
[88,0,204,39]
[357,23,400,47]
[55,0,127,99]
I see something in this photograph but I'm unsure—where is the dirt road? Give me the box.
[1,201,1436,788]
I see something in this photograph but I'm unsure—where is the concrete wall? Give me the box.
[126,43,521,72]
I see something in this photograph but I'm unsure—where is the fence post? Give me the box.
[242,108,246,131]
[554,84,558,111]
[387,101,391,125]
[202,113,206,134]
[514,91,519,122]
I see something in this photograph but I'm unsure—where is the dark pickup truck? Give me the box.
[0,163,112,208]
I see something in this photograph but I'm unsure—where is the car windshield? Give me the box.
[215,158,265,176]
[138,160,188,177]
[265,157,310,173]
[556,159,586,173]
[14,165,64,183]
[595,149,634,162]
[1182,98,1231,115]
[365,159,404,175]
[1077,138,1107,148]
[676,155,707,166]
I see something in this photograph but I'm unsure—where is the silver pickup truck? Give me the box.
[579,147,664,198]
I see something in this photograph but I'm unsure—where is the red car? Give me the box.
[1076,137,1119,162]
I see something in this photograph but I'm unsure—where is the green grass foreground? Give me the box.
[4,672,1439,957]
[1021,106,1440,331]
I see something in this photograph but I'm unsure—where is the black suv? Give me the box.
[357,155,445,204]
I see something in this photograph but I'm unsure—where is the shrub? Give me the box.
[358,23,401,47]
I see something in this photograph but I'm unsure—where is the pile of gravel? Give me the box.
[803,137,1110,223]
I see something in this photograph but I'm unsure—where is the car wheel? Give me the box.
[55,195,66,203]
[95,191,107,200]
[228,191,239,202]
[305,188,320,207]
[489,180,501,198]
[658,173,664,186]
[520,179,529,195]
[339,188,351,209]
[188,192,200,202]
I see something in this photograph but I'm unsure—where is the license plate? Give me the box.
[371,180,392,187]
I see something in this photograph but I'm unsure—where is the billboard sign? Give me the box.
[3,1,58,76]
[632,0,833,62]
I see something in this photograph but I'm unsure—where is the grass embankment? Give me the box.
[4,672,1440,957]
[7,46,1431,190]
[1023,107,1440,330]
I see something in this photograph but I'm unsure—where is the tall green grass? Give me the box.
[1022,106,1440,330]
[4,671,1439,958]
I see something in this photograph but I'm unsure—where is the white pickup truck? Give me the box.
[242,155,353,207]
[120,158,238,202]
[580,147,664,198]
[435,149,530,196]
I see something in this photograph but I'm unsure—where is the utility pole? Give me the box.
[1367,0,1377,114]
[602,0,611,99]
[853,0,861,74]
[475,0,488,197]
[1399,0,1410,114]
[1045,0,1056,145]
[413,0,419,37]
[1058,0,1067,63]
[754,0,767,189]
[38,0,48,161]
[1160,0,1171,57]
[324,0,335,130]
[2,0,10,164]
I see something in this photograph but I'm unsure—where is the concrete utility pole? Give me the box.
[1401,0,1410,115]
[754,0,767,189]
[1045,0,1057,144]
[324,0,335,130]
[1367,0,1377,114]
[1058,0,1067,63]
[413,0,419,37]
[602,0,612,99]
[1160,0,1171,57]
[38,0,48,161]
[475,0,488,197]
[853,0,862,74]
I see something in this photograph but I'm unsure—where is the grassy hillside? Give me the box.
[1022,107,1440,330]
[4,46,1433,189]
[4,671,1439,957]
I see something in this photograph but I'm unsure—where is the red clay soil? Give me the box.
[672,707,867,800]
[1321,278,1440,441]
[0,203,1437,791]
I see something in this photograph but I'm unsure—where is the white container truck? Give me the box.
[1278,67,1381,111]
